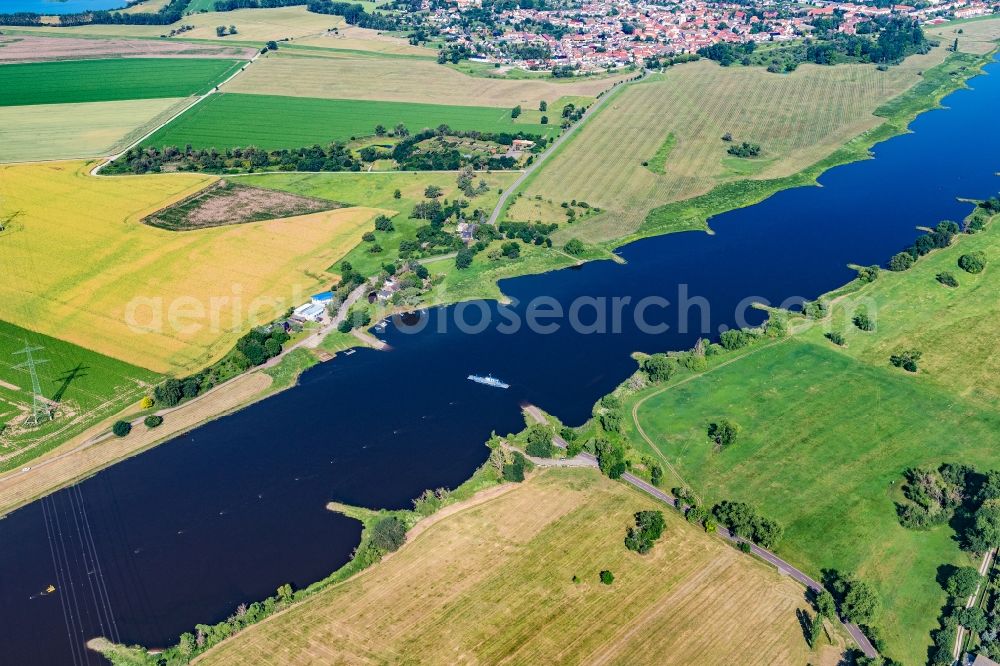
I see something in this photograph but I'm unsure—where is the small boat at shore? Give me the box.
[468,374,510,389]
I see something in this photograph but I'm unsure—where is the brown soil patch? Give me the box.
[0,35,257,63]
[144,180,343,231]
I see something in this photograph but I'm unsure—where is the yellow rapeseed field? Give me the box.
[0,162,379,374]
[198,469,845,666]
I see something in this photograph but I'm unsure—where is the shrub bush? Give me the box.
[888,252,914,271]
[112,420,132,437]
[857,265,880,283]
[889,349,922,372]
[144,415,163,428]
[369,516,407,554]
[958,251,987,274]
[707,419,740,447]
[599,570,614,585]
[853,311,875,331]
[825,331,846,346]
[563,238,585,255]
[936,271,959,287]
[624,510,666,554]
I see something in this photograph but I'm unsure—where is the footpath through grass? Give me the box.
[0,58,244,106]
[623,212,1000,664]
[146,93,554,150]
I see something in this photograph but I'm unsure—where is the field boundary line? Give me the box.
[90,50,263,176]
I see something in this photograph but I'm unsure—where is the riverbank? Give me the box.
[608,204,1000,663]
[1,42,993,529]
[179,468,848,665]
[0,341,362,518]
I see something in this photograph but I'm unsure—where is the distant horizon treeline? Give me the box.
[211,0,400,30]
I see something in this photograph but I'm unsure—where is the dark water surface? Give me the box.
[2,0,128,14]
[1,58,998,665]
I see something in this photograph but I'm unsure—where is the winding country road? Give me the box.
[486,74,640,226]
[522,404,878,658]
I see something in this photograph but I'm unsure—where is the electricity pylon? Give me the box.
[12,341,52,428]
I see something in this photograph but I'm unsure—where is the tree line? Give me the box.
[212,0,401,31]
[1,0,191,25]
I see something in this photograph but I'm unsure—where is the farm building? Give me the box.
[311,291,335,306]
[292,302,326,322]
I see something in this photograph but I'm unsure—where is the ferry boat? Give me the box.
[468,374,510,389]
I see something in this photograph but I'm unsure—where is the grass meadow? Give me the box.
[146,92,554,150]
[224,50,626,108]
[0,58,243,106]
[0,97,192,163]
[0,319,159,472]
[509,51,946,243]
[623,215,1000,663]
[0,161,382,374]
[198,468,842,665]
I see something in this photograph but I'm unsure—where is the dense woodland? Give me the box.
[699,17,931,71]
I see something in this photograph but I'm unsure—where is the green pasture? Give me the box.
[146,93,555,150]
[0,58,244,107]
[622,214,1000,663]
[0,319,159,471]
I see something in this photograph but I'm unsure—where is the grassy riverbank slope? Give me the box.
[621,212,1000,663]
[195,468,844,665]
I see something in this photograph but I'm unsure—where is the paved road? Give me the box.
[521,404,878,658]
[486,74,640,226]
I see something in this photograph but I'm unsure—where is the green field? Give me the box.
[145,93,555,150]
[621,213,1000,663]
[0,319,159,471]
[0,58,244,107]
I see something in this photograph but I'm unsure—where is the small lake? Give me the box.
[1,0,129,15]
[0,56,997,666]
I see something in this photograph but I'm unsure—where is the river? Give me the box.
[1,55,998,665]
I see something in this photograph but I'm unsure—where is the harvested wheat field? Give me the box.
[224,51,630,107]
[293,26,438,56]
[511,50,947,242]
[0,97,192,163]
[0,162,382,373]
[0,34,257,63]
[927,16,1000,54]
[197,468,845,666]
